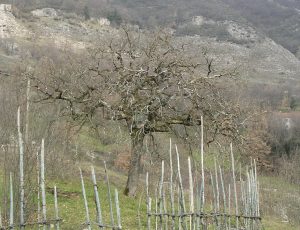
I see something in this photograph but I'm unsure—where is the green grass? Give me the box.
[262,217,299,230]
[45,177,146,230]
[1,166,300,229]
[78,128,113,153]
[259,175,300,230]
[42,173,300,230]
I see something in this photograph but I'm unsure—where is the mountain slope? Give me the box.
[223,0,300,56]
[0,3,299,86]
[6,0,300,57]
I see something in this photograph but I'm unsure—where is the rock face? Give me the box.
[97,18,110,26]
[31,8,58,18]
[0,4,28,38]
[0,4,299,84]
[0,4,11,11]
[226,22,259,42]
[178,19,300,82]
[192,16,204,26]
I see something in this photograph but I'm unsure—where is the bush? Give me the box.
[106,9,122,25]
[276,153,300,184]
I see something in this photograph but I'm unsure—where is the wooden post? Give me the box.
[230,143,239,230]
[228,184,231,230]
[146,172,151,230]
[91,166,103,229]
[104,161,115,228]
[175,145,187,230]
[169,139,175,230]
[54,186,60,230]
[200,116,205,211]
[219,165,227,229]
[41,139,47,230]
[158,160,164,229]
[115,189,121,229]
[80,168,91,230]
[214,159,220,212]
[37,151,41,229]
[0,207,3,230]
[17,107,25,230]
[210,172,216,214]
[9,172,13,229]
[188,157,194,230]
[25,79,30,144]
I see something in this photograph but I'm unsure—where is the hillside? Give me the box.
[0,2,299,229]
[0,3,299,85]
[2,0,300,57]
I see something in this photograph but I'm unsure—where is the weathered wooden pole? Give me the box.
[115,189,121,229]
[104,161,115,228]
[146,172,151,230]
[79,168,91,230]
[9,172,13,229]
[54,186,60,230]
[158,160,164,229]
[200,116,205,210]
[41,139,47,230]
[169,139,175,230]
[188,157,194,230]
[175,145,187,230]
[91,166,103,229]
[0,207,3,230]
[17,107,25,230]
[25,79,30,144]
[230,143,239,230]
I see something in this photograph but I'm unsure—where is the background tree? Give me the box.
[32,28,242,196]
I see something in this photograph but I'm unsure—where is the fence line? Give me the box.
[0,109,263,229]
[0,109,62,230]
[0,140,62,230]
[79,162,122,230]
[145,140,262,230]
[144,116,261,229]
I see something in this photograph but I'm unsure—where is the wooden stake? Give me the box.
[9,172,13,229]
[0,207,2,230]
[169,139,175,230]
[91,166,103,229]
[175,145,187,230]
[146,172,151,230]
[41,139,47,230]
[200,116,205,210]
[104,161,115,228]
[17,107,25,230]
[37,151,41,229]
[115,189,121,229]
[158,160,164,229]
[25,79,30,144]
[54,186,60,230]
[80,168,91,230]
[230,143,239,230]
[188,157,194,230]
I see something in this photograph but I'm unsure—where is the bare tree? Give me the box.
[32,28,240,196]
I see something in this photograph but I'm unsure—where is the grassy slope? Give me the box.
[54,129,300,229]
[0,146,299,229]
[46,175,146,230]
[40,169,300,230]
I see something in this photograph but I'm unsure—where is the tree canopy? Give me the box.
[33,28,242,196]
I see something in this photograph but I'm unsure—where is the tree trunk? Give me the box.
[124,130,145,197]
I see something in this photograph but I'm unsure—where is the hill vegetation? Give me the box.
[5,0,299,57]
[0,0,299,229]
